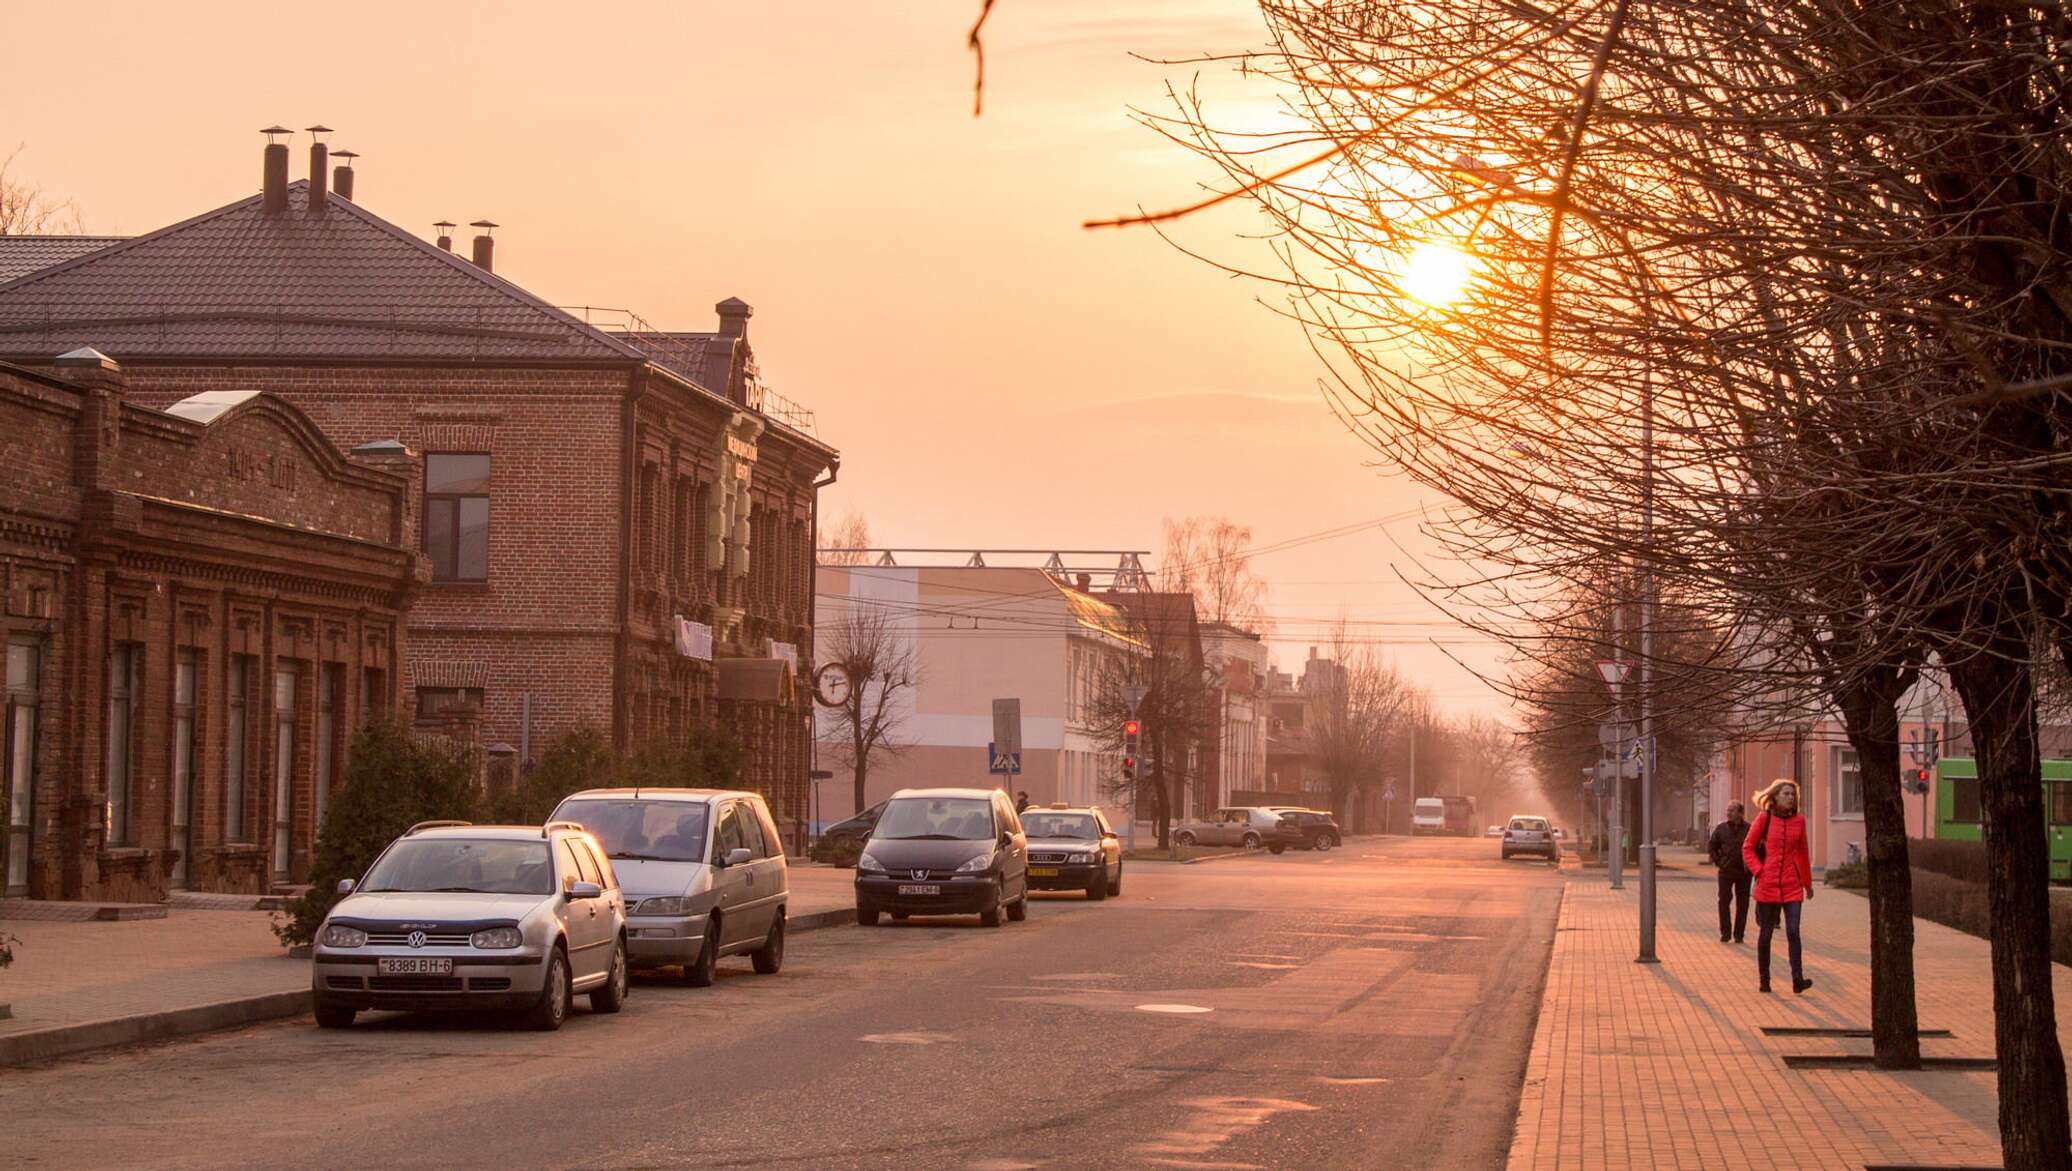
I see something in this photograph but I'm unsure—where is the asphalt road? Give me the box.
[0,835,1563,1170]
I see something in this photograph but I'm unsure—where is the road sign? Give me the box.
[1382,785,1397,802]
[987,742,1023,775]
[1597,721,1637,748]
[1594,659,1633,687]
[992,698,1022,759]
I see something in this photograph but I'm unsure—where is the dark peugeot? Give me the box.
[855,788,1028,928]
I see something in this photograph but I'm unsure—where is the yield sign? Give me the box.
[1594,659,1633,687]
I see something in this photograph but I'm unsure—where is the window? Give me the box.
[712,802,745,861]
[637,463,658,571]
[171,651,198,887]
[1832,748,1864,818]
[106,644,141,845]
[417,687,483,721]
[1950,776,1982,824]
[574,838,615,889]
[2052,783,2072,827]
[272,663,299,879]
[362,666,387,722]
[566,837,602,886]
[315,665,339,829]
[6,640,40,895]
[226,656,254,843]
[424,453,490,581]
[735,802,768,858]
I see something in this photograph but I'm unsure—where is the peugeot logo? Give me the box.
[910,869,928,881]
[406,930,427,949]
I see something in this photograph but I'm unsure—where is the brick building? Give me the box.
[0,135,838,849]
[1,350,415,901]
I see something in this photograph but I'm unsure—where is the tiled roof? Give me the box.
[0,184,642,363]
[0,236,127,284]
[621,330,736,398]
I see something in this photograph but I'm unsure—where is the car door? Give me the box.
[709,801,753,949]
[558,839,609,983]
[994,794,1027,898]
[1211,809,1240,846]
[1095,810,1121,878]
[731,800,777,943]
[751,796,790,911]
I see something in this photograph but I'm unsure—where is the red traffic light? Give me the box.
[1122,755,1136,769]
[1123,719,1141,737]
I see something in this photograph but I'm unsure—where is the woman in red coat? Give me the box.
[1742,779,1815,994]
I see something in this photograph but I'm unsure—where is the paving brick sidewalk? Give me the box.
[1506,854,2070,1169]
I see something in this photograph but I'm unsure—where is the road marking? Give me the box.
[1228,961,1299,970]
[859,1031,955,1045]
[1027,971,1123,981]
[1318,1075,1388,1085]
[1132,1096,1319,1165]
[1230,953,1301,960]
[1136,1003,1214,1014]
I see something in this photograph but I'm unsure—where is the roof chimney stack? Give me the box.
[469,220,497,273]
[1075,573,1092,592]
[716,296,753,339]
[261,126,291,214]
[305,125,332,215]
[434,221,456,252]
[330,150,357,201]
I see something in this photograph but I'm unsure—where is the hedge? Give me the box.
[1907,867,2072,967]
[1911,837,1989,885]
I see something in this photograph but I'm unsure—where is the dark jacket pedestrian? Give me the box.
[1015,791,1031,814]
[1743,779,1816,994]
[1708,803,1752,942]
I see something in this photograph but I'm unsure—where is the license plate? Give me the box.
[377,957,454,975]
[1029,867,1060,877]
[897,884,940,896]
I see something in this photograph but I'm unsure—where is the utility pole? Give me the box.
[1636,372,1659,964]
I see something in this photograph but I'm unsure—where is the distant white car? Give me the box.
[1484,824,1504,838]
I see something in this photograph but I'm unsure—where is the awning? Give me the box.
[717,657,793,703]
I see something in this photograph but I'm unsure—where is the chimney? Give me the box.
[716,296,753,339]
[261,126,291,214]
[433,221,456,252]
[330,150,357,201]
[306,125,331,215]
[469,221,497,272]
[1075,573,1092,592]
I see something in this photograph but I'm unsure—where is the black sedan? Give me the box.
[1020,806,1123,900]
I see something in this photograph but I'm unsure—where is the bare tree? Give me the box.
[0,147,82,235]
[816,509,874,566]
[1158,516,1271,633]
[818,600,919,815]
[1306,636,1410,828]
[1092,592,1217,847]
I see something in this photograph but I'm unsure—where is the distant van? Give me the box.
[1411,797,1446,835]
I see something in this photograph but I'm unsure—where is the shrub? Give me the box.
[484,726,616,825]
[273,719,481,946]
[1825,860,1869,889]
[616,723,746,791]
[1910,837,1989,884]
[1906,866,2072,967]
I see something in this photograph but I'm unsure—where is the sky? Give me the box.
[5,0,1514,716]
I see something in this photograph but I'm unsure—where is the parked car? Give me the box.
[549,788,788,986]
[1268,808,1343,851]
[810,799,886,866]
[1021,804,1123,898]
[1501,815,1560,862]
[310,820,629,1031]
[1171,807,1303,852]
[1485,824,1504,838]
[855,788,1029,927]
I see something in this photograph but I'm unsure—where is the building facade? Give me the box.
[1201,622,1268,813]
[0,137,837,849]
[1,352,415,901]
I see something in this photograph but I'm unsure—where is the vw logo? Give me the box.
[910,869,928,881]
[406,930,427,949]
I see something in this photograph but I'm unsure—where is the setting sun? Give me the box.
[1401,241,1476,306]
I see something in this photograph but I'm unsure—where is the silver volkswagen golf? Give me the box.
[310,821,629,1031]
[548,789,789,986]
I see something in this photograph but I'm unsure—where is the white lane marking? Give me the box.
[1136,1003,1214,1014]
[859,1031,955,1045]
[1228,961,1299,970]
[1230,953,1301,960]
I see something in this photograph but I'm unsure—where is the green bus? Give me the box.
[1934,757,2072,881]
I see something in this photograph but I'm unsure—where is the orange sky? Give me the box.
[6,0,1511,716]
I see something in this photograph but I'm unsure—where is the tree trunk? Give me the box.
[851,718,868,815]
[1835,675,1921,1069]
[1948,649,2070,1171]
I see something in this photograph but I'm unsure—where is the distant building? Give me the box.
[1201,621,1268,811]
[0,352,415,900]
[0,133,838,847]
[1262,650,1333,806]
[813,565,1144,823]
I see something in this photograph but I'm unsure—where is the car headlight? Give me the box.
[954,851,995,873]
[1067,852,1090,864]
[470,926,523,949]
[857,850,885,873]
[634,896,691,916]
[319,923,366,949]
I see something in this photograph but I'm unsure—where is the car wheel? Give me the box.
[857,905,881,927]
[979,900,1002,928]
[1007,893,1028,921]
[313,1003,356,1029]
[1242,832,1262,849]
[1108,863,1122,897]
[590,937,629,1013]
[683,921,720,987]
[1174,831,1196,847]
[752,911,786,974]
[1316,834,1336,852]
[525,947,571,1031]
[1087,869,1107,900]
[1268,843,1286,855]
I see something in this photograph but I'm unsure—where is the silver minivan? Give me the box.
[548,789,789,986]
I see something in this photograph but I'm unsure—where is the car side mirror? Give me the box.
[567,881,603,901]
[336,878,355,896]
[1101,831,1118,840]
[722,847,752,868]
[999,831,1014,847]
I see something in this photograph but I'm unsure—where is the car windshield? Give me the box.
[875,797,995,840]
[1511,818,1549,831]
[1023,813,1098,839]
[361,839,555,894]
[556,799,710,863]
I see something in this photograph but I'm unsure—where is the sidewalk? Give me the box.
[0,864,855,1067]
[1507,852,2070,1169]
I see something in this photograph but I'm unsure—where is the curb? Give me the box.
[1182,846,1269,865]
[1,905,856,1069]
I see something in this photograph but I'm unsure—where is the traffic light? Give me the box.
[1122,719,1141,738]
[1905,768,1931,795]
[1121,755,1137,782]
[1122,718,1141,783]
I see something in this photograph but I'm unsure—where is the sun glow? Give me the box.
[1400,241,1476,307]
